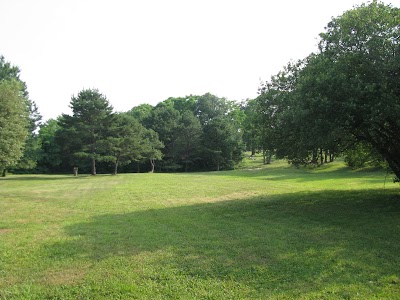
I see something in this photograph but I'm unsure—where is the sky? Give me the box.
[1,0,400,121]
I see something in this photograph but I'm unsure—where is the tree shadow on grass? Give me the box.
[45,189,400,297]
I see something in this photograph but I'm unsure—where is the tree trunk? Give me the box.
[375,142,400,181]
[113,160,118,175]
[216,161,220,171]
[251,147,256,156]
[263,149,267,165]
[320,148,323,165]
[324,150,328,163]
[91,157,96,175]
[1,168,6,177]
[312,149,318,164]
[150,158,155,173]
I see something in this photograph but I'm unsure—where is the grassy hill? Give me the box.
[1,157,399,299]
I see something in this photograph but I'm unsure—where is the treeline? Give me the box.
[0,55,245,175]
[2,1,400,179]
[37,91,244,174]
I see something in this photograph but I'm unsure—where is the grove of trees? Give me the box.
[1,1,399,179]
[40,91,244,174]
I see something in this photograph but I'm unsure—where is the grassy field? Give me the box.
[1,157,400,299]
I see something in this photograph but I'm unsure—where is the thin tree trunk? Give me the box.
[263,149,267,165]
[320,148,323,165]
[91,157,96,175]
[113,160,118,175]
[1,168,6,177]
[251,147,256,156]
[150,158,155,173]
[312,149,318,164]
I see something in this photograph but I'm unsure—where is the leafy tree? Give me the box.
[255,1,400,176]
[310,1,400,177]
[60,89,114,175]
[257,57,349,167]
[0,80,29,176]
[202,117,244,171]
[257,61,306,165]
[241,100,258,155]
[55,115,85,172]
[147,103,181,170]
[13,99,42,171]
[162,95,198,114]
[127,103,153,123]
[0,55,42,173]
[101,113,147,175]
[37,118,62,173]
[195,93,231,126]
[173,110,202,171]
[344,142,384,169]
[142,129,164,173]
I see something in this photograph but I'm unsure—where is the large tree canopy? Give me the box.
[312,1,400,177]
[255,1,400,178]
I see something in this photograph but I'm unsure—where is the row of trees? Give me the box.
[2,1,399,179]
[35,91,244,175]
[0,57,244,176]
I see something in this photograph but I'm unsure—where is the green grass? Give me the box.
[1,157,400,299]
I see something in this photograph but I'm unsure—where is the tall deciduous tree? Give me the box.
[0,80,29,176]
[195,93,231,126]
[255,1,400,176]
[0,55,41,173]
[310,1,400,177]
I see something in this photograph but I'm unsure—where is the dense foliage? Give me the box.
[0,80,29,176]
[46,92,244,174]
[252,1,400,179]
[0,56,40,176]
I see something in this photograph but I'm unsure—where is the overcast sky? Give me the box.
[2,0,399,121]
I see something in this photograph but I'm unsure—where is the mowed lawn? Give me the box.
[1,159,400,299]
